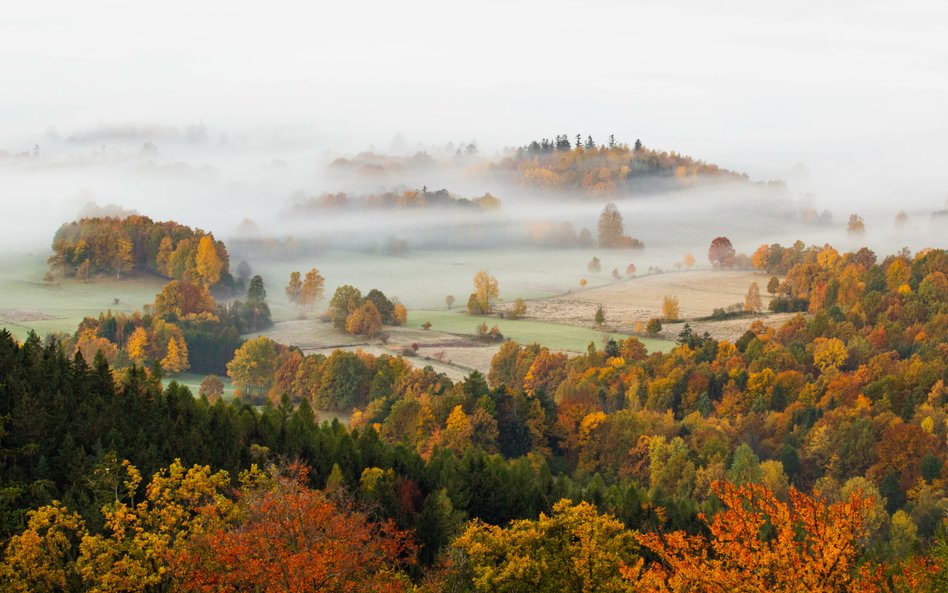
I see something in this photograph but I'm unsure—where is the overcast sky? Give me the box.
[2,0,947,209]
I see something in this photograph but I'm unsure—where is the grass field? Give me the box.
[0,252,166,340]
[162,372,237,399]
[248,246,679,320]
[407,309,674,354]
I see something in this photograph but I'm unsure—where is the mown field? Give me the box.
[405,309,673,354]
[0,252,167,340]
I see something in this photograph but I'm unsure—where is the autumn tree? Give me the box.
[227,336,281,400]
[153,280,216,319]
[812,337,847,374]
[125,326,148,364]
[683,253,695,269]
[161,336,189,373]
[847,213,866,235]
[328,285,363,329]
[708,236,736,269]
[112,235,133,279]
[346,301,383,338]
[195,235,223,287]
[631,481,888,593]
[662,295,680,321]
[174,465,414,593]
[745,281,762,313]
[300,268,325,310]
[445,294,455,309]
[646,318,662,335]
[598,203,625,248]
[199,375,225,402]
[468,271,499,315]
[0,502,86,593]
[508,298,527,320]
[393,302,408,325]
[767,275,780,295]
[454,499,640,593]
[626,263,636,277]
[285,271,302,303]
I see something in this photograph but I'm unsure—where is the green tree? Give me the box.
[226,336,280,401]
[329,285,363,330]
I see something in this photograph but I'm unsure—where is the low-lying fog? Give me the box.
[0,128,944,264]
[2,1,946,267]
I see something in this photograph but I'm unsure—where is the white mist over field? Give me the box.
[1,0,946,256]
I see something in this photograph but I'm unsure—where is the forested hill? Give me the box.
[488,135,755,196]
[0,245,946,590]
[49,215,231,287]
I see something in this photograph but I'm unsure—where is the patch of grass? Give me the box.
[0,252,166,340]
[163,372,238,400]
[407,310,674,354]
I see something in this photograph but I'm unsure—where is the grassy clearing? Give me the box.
[0,252,166,340]
[163,372,238,400]
[247,246,655,319]
[407,309,674,354]
[162,371,351,424]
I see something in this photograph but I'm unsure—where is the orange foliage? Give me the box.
[630,481,889,593]
[174,465,414,593]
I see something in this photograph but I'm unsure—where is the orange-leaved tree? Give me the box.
[173,464,415,593]
[629,481,890,593]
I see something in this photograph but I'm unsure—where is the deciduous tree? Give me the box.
[300,268,325,310]
[195,235,223,287]
[454,499,640,593]
[631,481,887,593]
[745,281,762,313]
[708,236,736,269]
[469,271,499,315]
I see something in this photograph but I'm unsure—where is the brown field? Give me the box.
[256,270,795,375]
[255,318,500,380]
[514,270,796,341]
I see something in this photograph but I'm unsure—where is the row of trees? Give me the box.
[497,136,748,197]
[49,216,231,287]
[60,275,272,376]
[287,187,501,214]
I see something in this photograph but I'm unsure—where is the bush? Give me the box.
[646,318,663,335]
[509,298,527,320]
[474,323,504,343]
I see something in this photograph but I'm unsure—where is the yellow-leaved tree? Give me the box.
[161,336,189,373]
[453,498,640,593]
[125,326,149,364]
[195,236,223,287]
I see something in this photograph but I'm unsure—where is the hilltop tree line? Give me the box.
[48,216,231,287]
[287,187,501,215]
[497,135,749,196]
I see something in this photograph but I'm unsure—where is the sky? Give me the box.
[2,0,947,211]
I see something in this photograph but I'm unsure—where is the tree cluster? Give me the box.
[49,216,231,287]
